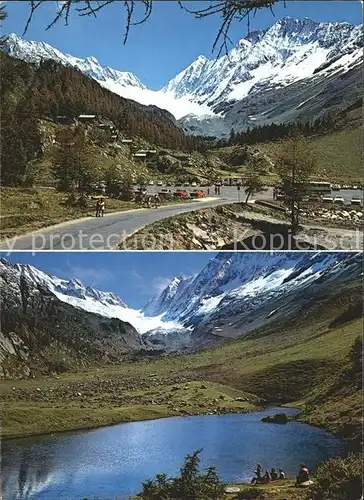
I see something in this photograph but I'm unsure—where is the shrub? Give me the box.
[65,192,77,207]
[138,449,226,499]
[312,455,362,500]
[76,194,88,209]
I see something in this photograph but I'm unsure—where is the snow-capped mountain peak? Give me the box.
[143,275,194,317]
[144,252,362,329]
[2,16,362,134]
[0,259,179,334]
[3,33,146,91]
[1,253,361,353]
[165,16,362,102]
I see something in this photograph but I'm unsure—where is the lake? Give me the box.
[2,407,344,500]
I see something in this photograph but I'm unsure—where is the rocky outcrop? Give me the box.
[122,201,363,251]
[262,413,289,424]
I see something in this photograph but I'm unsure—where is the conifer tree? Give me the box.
[275,136,316,232]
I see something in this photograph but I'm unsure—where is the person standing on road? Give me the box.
[99,198,105,217]
[154,194,161,208]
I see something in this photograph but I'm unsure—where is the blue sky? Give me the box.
[3,1,362,89]
[1,252,216,308]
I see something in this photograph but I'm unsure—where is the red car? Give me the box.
[190,189,205,199]
[174,189,189,199]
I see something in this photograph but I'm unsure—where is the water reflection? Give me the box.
[2,408,344,500]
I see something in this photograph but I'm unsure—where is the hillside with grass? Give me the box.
[0,52,227,190]
[255,127,362,184]
[210,104,362,184]
[1,273,362,448]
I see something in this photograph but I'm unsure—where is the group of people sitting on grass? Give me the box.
[251,464,285,484]
[296,464,311,485]
[251,463,310,486]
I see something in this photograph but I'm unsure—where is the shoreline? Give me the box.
[1,404,265,442]
[2,404,315,443]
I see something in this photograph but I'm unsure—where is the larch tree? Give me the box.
[242,154,267,203]
[275,136,317,232]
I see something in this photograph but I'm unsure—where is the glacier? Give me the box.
[142,252,362,328]
[3,16,362,129]
[0,252,362,350]
[0,259,180,335]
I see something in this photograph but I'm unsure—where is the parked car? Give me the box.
[191,181,197,187]
[276,192,285,200]
[148,180,154,185]
[157,180,163,186]
[119,188,135,201]
[135,187,147,194]
[334,196,345,204]
[322,195,334,203]
[159,189,173,201]
[174,189,189,199]
[351,197,362,206]
[331,184,341,191]
[190,189,205,199]
[184,182,190,187]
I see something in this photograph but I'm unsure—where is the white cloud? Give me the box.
[151,276,173,293]
[130,268,173,297]
[51,262,118,290]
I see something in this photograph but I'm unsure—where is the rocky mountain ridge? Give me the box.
[143,252,362,349]
[3,16,362,135]
[1,253,362,371]
[0,259,146,378]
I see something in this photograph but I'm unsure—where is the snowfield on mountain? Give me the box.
[1,252,361,353]
[0,260,179,334]
[3,16,362,135]
[143,252,361,324]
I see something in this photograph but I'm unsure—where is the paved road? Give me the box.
[2,186,268,251]
[2,185,362,251]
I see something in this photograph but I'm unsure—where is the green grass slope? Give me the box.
[1,299,361,441]
[254,127,362,183]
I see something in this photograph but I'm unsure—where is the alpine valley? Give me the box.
[1,253,363,499]
[1,252,362,376]
[3,16,363,137]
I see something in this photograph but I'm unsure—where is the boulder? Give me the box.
[261,412,289,424]
[225,486,241,493]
